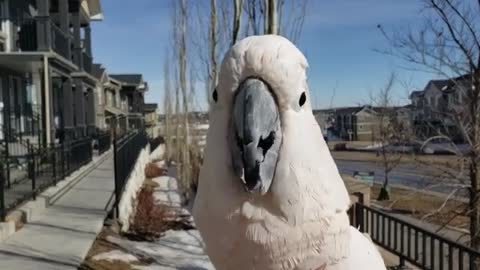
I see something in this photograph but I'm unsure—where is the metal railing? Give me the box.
[149,136,164,153]
[0,138,92,221]
[82,51,93,74]
[113,130,148,216]
[2,17,71,59]
[95,131,111,155]
[351,203,480,270]
[16,17,38,51]
[51,23,71,59]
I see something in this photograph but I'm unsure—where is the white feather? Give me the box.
[193,35,386,270]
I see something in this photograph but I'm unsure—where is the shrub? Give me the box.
[128,187,170,241]
[333,143,347,151]
[144,163,167,179]
[128,187,194,242]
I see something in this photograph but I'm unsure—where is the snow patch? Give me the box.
[118,145,151,232]
[152,176,179,191]
[150,144,165,161]
[107,230,214,270]
[92,250,138,263]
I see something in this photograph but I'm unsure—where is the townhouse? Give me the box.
[409,75,471,141]
[0,0,153,219]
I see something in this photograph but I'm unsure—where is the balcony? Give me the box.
[51,23,71,60]
[82,50,92,74]
[8,17,73,60]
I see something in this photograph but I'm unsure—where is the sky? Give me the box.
[91,0,439,111]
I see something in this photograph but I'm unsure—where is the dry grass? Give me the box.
[128,187,173,241]
[79,229,152,270]
[127,184,194,242]
[144,162,167,179]
[371,184,469,230]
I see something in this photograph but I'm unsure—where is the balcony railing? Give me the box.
[4,17,73,59]
[350,203,480,270]
[51,23,71,60]
[15,17,38,51]
[82,51,92,74]
[2,17,75,62]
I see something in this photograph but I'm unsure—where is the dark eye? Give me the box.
[213,89,218,103]
[299,92,306,107]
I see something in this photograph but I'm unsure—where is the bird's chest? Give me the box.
[198,209,338,270]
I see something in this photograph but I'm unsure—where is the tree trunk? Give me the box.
[265,0,278,35]
[209,0,218,101]
[377,148,390,201]
[263,0,269,34]
[163,56,172,161]
[232,0,243,45]
[470,160,480,250]
[179,0,190,193]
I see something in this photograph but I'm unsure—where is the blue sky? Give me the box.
[91,0,438,111]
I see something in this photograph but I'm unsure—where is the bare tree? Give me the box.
[232,0,244,45]
[265,0,278,35]
[371,74,403,201]
[210,0,219,98]
[379,0,480,248]
[178,0,190,193]
[243,0,307,42]
[163,55,173,162]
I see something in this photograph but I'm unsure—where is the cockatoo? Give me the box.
[193,35,386,270]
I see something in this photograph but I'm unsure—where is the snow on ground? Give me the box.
[92,250,139,263]
[107,230,214,270]
[150,144,166,161]
[103,162,212,269]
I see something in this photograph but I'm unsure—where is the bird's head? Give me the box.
[208,35,311,194]
[199,35,349,215]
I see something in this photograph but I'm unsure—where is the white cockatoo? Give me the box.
[193,35,386,270]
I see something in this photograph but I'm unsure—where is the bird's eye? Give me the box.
[212,88,218,103]
[299,92,306,107]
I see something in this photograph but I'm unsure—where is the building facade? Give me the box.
[144,103,159,139]
[110,74,148,131]
[0,0,103,147]
[409,75,469,141]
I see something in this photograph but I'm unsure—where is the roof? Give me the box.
[144,103,158,112]
[91,64,106,80]
[110,74,144,85]
[429,79,452,91]
[332,106,364,115]
[409,90,424,99]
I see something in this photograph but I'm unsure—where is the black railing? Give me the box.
[3,17,71,59]
[95,131,111,155]
[351,203,480,270]
[82,51,93,74]
[16,17,38,52]
[149,136,164,153]
[0,138,92,221]
[51,23,71,60]
[113,130,148,216]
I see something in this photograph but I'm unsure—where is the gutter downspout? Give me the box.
[43,55,51,145]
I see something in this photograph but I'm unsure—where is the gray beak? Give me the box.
[230,78,282,195]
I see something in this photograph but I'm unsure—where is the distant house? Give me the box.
[144,103,159,139]
[409,75,471,141]
[110,74,148,131]
[314,105,411,142]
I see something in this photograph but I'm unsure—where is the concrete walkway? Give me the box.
[0,154,115,270]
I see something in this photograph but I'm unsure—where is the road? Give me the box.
[334,159,468,197]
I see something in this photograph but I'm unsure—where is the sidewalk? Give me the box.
[0,154,115,270]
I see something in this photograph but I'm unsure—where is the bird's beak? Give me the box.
[230,78,282,195]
